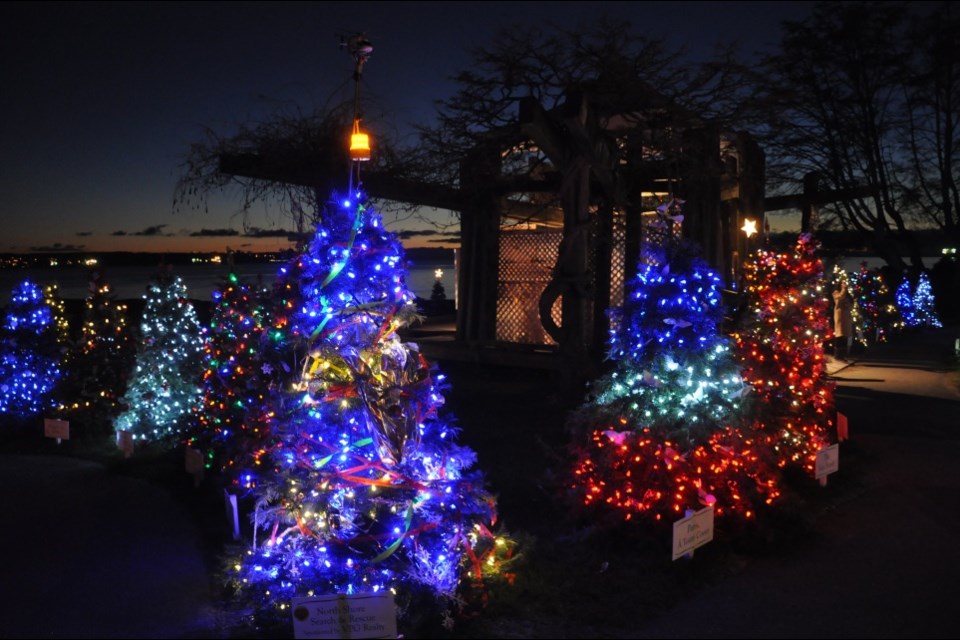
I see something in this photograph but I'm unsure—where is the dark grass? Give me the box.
[0,351,872,639]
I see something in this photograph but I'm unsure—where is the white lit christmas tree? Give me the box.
[0,280,63,419]
[224,193,513,629]
[114,267,205,443]
[911,271,943,328]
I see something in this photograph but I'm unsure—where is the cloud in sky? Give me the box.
[111,224,173,237]
[396,229,461,241]
[75,231,93,237]
[190,228,240,237]
[243,227,298,239]
[28,242,86,252]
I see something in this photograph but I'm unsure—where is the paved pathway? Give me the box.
[636,326,960,638]
[0,455,217,639]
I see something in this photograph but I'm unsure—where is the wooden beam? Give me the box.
[764,184,876,212]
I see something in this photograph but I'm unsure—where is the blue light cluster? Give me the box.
[0,280,62,417]
[589,253,744,449]
[223,194,508,625]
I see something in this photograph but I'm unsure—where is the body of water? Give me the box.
[0,260,456,303]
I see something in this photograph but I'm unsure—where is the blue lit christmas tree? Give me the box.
[224,193,512,629]
[912,271,943,328]
[114,267,205,443]
[568,201,779,524]
[0,280,63,419]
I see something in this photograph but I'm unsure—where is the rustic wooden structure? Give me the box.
[219,83,766,378]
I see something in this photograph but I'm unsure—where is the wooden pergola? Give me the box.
[220,83,767,380]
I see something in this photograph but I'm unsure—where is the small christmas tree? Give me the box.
[225,194,512,629]
[42,282,71,351]
[853,263,901,343]
[0,280,63,419]
[114,267,205,443]
[430,279,447,301]
[58,269,135,435]
[567,209,779,525]
[732,234,834,476]
[190,270,270,477]
[912,271,943,328]
[832,266,867,348]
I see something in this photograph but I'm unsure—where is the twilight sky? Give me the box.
[0,1,815,254]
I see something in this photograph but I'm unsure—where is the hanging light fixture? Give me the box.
[350,118,371,162]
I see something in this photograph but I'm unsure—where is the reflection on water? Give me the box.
[0,261,456,302]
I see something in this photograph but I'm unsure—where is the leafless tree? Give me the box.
[902,3,960,245]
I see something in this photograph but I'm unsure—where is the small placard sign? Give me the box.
[291,593,397,640]
[672,506,714,561]
[44,418,70,441]
[116,429,134,458]
[816,443,840,479]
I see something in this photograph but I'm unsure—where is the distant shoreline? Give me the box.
[0,247,456,269]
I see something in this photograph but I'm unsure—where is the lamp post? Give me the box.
[345,34,373,193]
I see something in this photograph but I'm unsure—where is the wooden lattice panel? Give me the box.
[497,229,563,344]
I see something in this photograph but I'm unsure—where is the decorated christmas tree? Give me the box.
[114,267,205,443]
[732,234,833,476]
[567,204,779,525]
[831,265,867,349]
[190,270,270,477]
[42,282,71,352]
[58,269,135,434]
[853,263,900,343]
[225,193,512,628]
[911,271,943,328]
[0,280,63,419]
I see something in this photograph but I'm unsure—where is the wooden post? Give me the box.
[801,171,822,233]
[458,148,501,343]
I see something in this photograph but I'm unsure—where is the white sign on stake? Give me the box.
[291,593,397,640]
[816,443,840,486]
[672,506,715,561]
[44,418,70,444]
[116,429,134,458]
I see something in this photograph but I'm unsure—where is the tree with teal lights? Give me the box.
[0,280,63,419]
[567,203,779,525]
[224,193,513,630]
[114,267,205,443]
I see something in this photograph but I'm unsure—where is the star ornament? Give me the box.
[741,218,758,237]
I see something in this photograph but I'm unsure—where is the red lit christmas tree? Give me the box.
[732,233,834,477]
